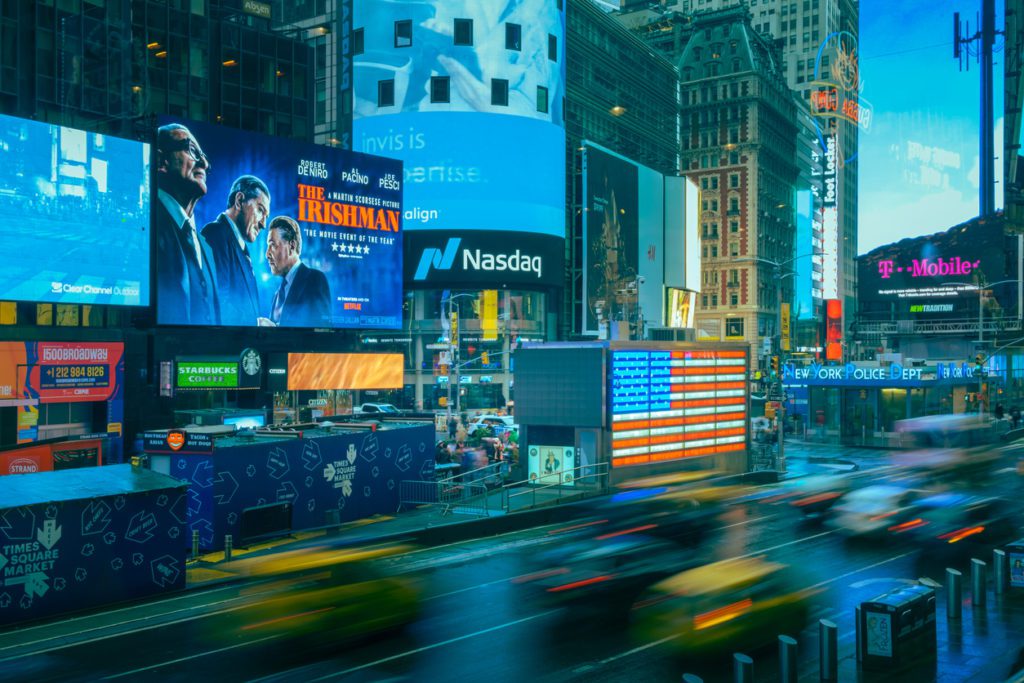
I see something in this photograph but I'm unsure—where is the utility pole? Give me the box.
[955,0,999,216]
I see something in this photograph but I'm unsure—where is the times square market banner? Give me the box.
[155,116,402,329]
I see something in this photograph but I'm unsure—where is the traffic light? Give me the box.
[481,351,489,365]
[770,356,780,378]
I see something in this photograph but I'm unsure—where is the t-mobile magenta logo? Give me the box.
[877,257,981,279]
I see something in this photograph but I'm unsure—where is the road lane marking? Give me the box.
[0,601,260,661]
[597,633,681,665]
[304,610,559,681]
[0,580,267,640]
[811,551,915,590]
[102,635,280,679]
[735,529,837,559]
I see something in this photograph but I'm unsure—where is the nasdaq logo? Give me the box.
[414,238,461,280]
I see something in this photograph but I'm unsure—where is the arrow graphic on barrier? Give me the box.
[6,572,49,599]
[125,511,157,544]
[194,460,214,488]
[37,520,61,550]
[395,445,412,473]
[0,507,36,541]
[169,493,188,525]
[302,442,322,471]
[81,500,112,536]
[150,555,180,588]
[213,471,239,505]
[276,481,298,503]
[267,448,290,479]
[323,462,337,481]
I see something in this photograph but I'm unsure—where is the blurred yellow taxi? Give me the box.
[630,557,818,655]
[209,543,420,647]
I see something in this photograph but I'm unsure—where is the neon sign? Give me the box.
[810,32,873,133]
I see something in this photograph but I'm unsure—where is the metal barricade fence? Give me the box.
[501,461,610,513]
[397,479,494,517]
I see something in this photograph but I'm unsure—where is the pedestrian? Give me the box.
[995,403,1005,420]
[456,420,468,444]
[1012,406,1021,429]
[448,415,457,440]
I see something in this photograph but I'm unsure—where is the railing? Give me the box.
[397,479,494,517]
[855,317,1022,336]
[438,460,507,489]
[499,461,611,513]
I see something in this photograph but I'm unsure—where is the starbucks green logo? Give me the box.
[241,348,261,376]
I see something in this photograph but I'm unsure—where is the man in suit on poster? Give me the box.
[154,123,220,325]
[201,175,271,326]
[261,216,331,328]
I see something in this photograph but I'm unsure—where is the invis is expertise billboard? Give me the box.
[155,117,402,329]
[0,113,150,306]
[353,0,566,288]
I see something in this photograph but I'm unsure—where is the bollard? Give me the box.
[946,568,962,620]
[778,635,797,683]
[682,675,704,683]
[993,549,1008,595]
[854,605,862,661]
[819,619,838,681]
[971,558,987,608]
[733,653,754,683]
[224,534,233,562]
[191,530,200,558]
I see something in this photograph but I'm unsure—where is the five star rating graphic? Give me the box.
[331,243,370,255]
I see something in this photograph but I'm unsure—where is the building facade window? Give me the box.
[394,20,412,48]
[353,28,364,55]
[537,85,548,113]
[491,78,509,106]
[506,23,521,51]
[378,79,395,107]
[430,76,449,103]
[549,34,558,61]
[454,18,473,46]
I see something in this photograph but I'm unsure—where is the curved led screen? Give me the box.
[353,0,566,286]
[0,114,150,306]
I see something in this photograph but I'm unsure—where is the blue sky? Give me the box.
[858,0,1004,254]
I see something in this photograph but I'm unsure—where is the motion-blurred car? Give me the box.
[354,402,402,415]
[786,475,852,517]
[630,557,818,656]
[893,493,1019,559]
[514,534,697,614]
[893,414,1002,484]
[566,483,744,545]
[829,485,924,538]
[208,543,420,648]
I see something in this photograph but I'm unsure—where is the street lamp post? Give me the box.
[736,253,814,473]
[443,292,476,423]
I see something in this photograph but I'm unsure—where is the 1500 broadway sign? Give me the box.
[783,362,924,386]
[406,231,564,288]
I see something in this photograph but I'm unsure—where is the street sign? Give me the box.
[426,343,448,350]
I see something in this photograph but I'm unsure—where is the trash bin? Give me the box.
[858,584,936,671]
[1008,539,1024,589]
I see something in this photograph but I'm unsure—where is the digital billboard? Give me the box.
[584,145,639,334]
[352,0,566,288]
[609,349,748,467]
[0,114,150,306]
[859,0,1004,254]
[287,353,403,391]
[857,214,1014,317]
[154,117,403,329]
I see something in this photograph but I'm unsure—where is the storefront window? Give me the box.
[879,388,907,431]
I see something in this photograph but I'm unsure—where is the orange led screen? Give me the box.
[287,353,403,391]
